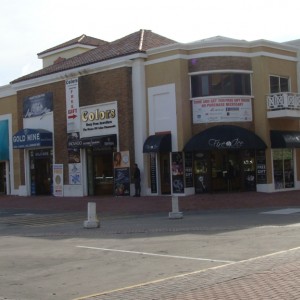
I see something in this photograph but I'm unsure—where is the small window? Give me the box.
[270,76,289,93]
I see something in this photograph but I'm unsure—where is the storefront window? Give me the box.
[191,73,251,98]
[273,149,294,189]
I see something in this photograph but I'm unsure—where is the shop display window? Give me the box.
[272,149,294,189]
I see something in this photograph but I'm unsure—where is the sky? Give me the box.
[1,0,300,86]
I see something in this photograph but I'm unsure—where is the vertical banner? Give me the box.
[65,78,80,134]
[172,152,184,194]
[113,151,130,196]
[53,164,63,196]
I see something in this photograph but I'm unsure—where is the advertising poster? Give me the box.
[69,163,81,185]
[172,152,184,194]
[150,153,157,193]
[23,92,53,119]
[53,164,63,196]
[193,97,252,124]
[113,151,130,196]
[184,152,193,188]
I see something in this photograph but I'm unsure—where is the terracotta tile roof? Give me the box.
[37,34,108,56]
[12,30,176,84]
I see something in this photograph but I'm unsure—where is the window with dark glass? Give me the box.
[270,75,289,93]
[191,73,251,98]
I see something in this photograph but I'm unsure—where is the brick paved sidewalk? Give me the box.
[78,247,300,300]
[0,190,300,216]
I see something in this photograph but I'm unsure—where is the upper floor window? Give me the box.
[191,73,251,98]
[269,75,289,93]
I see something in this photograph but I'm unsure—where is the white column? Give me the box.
[132,58,147,195]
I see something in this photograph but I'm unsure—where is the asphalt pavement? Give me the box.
[0,192,300,299]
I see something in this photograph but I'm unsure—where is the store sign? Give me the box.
[80,102,118,138]
[13,129,53,149]
[193,97,252,124]
[208,138,244,149]
[67,134,117,149]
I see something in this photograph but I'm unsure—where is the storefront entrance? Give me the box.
[30,149,53,195]
[87,148,113,196]
[194,150,256,193]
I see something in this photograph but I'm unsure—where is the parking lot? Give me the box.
[0,204,300,300]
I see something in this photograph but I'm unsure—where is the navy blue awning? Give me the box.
[184,125,267,151]
[270,130,300,148]
[143,134,171,153]
[13,128,53,149]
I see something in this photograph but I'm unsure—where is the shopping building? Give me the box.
[1,31,300,196]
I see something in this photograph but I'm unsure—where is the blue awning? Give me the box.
[0,120,9,160]
[13,128,53,149]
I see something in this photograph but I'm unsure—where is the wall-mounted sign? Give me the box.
[193,97,252,124]
[80,102,118,138]
[23,92,53,118]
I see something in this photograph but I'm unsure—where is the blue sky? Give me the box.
[1,0,300,86]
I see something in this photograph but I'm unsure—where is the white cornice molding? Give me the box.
[12,53,147,91]
[0,85,16,97]
[38,44,98,58]
[145,51,298,66]
[147,38,299,56]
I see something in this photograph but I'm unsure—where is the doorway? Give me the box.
[87,148,113,196]
[29,149,53,195]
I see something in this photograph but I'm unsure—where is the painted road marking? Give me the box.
[73,245,300,300]
[76,245,235,263]
[261,208,300,214]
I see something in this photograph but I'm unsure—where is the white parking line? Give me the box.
[76,245,235,263]
[261,208,300,214]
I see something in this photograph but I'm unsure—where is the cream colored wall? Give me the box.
[251,56,298,184]
[42,47,91,67]
[145,57,192,151]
